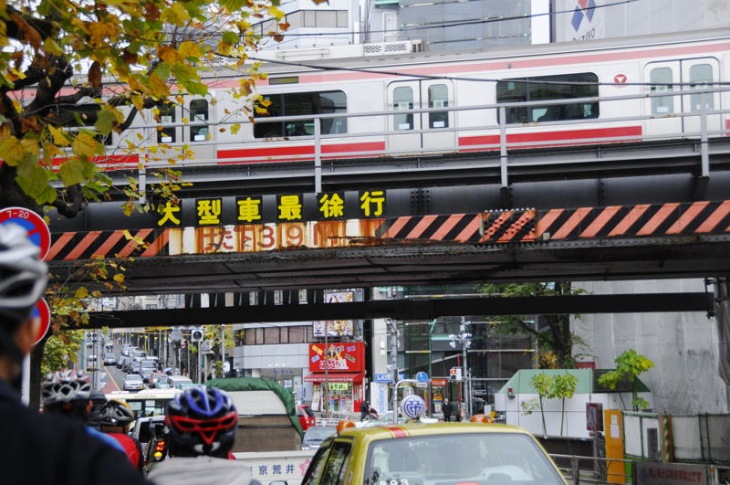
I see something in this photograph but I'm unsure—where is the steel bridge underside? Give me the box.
[49,137,730,326]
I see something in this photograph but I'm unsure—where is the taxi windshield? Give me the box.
[367,432,564,485]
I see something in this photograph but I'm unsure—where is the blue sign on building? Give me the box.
[374,373,392,383]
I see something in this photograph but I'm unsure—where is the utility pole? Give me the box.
[386,319,399,414]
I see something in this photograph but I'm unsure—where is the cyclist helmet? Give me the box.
[41,369,92,405]
[97,399,137,429]
[0,223,48,370]
[165,386,238,458]
[0,222,48,327]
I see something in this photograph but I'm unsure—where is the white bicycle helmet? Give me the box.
[41,370,92,405]
[0,222,48,326]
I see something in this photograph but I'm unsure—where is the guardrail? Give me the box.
[550,455,730,485]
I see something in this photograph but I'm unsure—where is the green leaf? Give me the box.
[171,64,207,96]
[95,106,123,136]
[59,158,93,186]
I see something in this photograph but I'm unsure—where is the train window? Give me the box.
[393,86,414,130]
[429,84,449,129]
[650,67,674,115]
[189,99,209,142]
[496,73,599,124]
[158,104,176,143]
[689,64,713,112]
[254,91,347,138]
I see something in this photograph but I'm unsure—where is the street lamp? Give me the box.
[449,319,472,419]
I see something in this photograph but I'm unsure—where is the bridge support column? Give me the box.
[713,278,730,403]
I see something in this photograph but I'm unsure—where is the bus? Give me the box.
[105,388,181,418]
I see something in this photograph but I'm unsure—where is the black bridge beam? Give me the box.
[84,292,713,329]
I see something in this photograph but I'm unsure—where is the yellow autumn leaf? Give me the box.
[161,3,190,26]
[72,132,103,158]
[0,136,25,165]
[48,125,71,146]
[113,273,125,284]
[88,21,120,46]
[147,73,171,98]
[178,41,202,59]
[43,37,64,56]
[159,45,183,64]
[74,287,89,299]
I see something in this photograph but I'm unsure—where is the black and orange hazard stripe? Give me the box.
[377,214,482,243]
[48,229,169,261]
[46,200,730,261]
[479,200,730,243]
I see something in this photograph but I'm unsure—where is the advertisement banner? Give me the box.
[308,341,365,372]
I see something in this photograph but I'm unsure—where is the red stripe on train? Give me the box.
[458,126,643,150]
[216,141,387,163]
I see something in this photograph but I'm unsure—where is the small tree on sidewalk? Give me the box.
[521,372,579,436]
[597,349,654,411]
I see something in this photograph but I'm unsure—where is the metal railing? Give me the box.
[551,455,730,485]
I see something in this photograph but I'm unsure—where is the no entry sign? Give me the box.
[32,298,51,346]
[0,207,51,260]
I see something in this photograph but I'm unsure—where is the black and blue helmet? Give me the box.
[165,386,238,457]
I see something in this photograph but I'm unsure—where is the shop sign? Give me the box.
[309,341,364,372]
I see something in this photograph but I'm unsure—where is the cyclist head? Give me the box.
[0,223,48,390]
[96,399,137,433]
[41,369,93,419]
[165,386,238,458]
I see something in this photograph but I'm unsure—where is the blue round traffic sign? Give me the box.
[415,371,429,383]
[0,207,51,260]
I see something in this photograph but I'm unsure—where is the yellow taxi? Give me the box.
[294,396,567,485]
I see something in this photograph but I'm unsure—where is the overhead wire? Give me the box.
[255,0,640,39]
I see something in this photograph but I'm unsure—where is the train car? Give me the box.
[86,27,730,172]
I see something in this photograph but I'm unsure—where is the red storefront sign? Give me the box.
[309,341,364,372]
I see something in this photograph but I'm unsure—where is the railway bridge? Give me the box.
[45,134,730,328]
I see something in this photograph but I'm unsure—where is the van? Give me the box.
[164,375,195,390]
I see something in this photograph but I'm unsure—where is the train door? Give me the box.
[644,58,721,137]
[386,80,455,154]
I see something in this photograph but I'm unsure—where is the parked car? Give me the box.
[297,404,316,431]
[148,371,168,388]
[301,425,337,451]
[139,359,158,383]
[121,356,134,373]
[124,374,145,391]
[161,375,194,390]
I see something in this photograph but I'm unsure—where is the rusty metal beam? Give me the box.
[83,292,713,329]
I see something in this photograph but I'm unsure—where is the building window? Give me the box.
[497,72,599,123]
[254,91,347,138]
[264,327,280,344]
